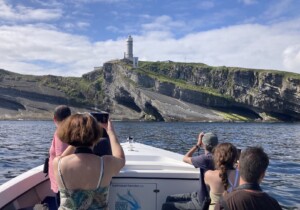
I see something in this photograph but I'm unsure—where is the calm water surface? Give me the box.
[0,121,299,209]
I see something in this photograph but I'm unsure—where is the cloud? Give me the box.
[0,0,62,22]
[0,25,98,76]
[72,0,126,3]
[0,24,132,76]
[196,1,215,10]
[134,19,300,74]
[106,25,121,33]
[238,0,257,5]
[263,0,292,20]
[141,15,186,34]
[283,45,300,72]
[1,18,300,77]
[0,1,300,77]
[63,21,90,30]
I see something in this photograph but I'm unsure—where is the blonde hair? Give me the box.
[57,113,101,147]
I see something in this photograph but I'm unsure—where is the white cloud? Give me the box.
[0,25,97,76]
[263,0,292,20]
[134,19,300,74]
[0,24,130,76]
[72,0,125,3]
[0,0,62,22]
[238,0,257,5]
[0,11,300,77]
[63,21,90,30]
[141,15,186,33]
[196,1,215,10]
[283,45,300,72]
[106,25,121,33]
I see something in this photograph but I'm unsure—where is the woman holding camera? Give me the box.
[53,113,125,209]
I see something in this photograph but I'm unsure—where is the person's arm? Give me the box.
[102,119,125,175]
[53,156,62,189]
[54,132,75,157]
[54,133,68,156]
[183,132,204,164]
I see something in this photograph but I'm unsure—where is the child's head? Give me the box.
[54,105,71,123]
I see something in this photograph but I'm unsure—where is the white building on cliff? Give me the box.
[124,35,138,68]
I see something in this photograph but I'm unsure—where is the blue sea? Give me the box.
[0,121,299,209]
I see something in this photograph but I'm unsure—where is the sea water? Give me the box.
[0,121,299,209]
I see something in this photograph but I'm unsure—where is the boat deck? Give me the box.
[0,142,200,210]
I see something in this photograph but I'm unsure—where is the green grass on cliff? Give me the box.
[130,61,233,99]
[40,75,102,104]
[136,60,300,80]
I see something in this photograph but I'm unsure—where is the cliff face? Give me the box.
[99,61,300,121]
[0,61,299,122]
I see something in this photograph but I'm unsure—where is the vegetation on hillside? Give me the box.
[40,75,104,106]
[130,61,233,99]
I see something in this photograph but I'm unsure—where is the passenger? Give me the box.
[48,105,71,207]
[162,132,218,210]
[93,128,112,156]
[53,113,125,209]
[215,147,282,210]
[204,142,239,210]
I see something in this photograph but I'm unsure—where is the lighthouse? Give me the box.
[125,35,133,60]
[123,35,138,68]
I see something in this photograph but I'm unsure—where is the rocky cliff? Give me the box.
[1,60,299,122]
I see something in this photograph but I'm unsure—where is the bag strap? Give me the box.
[219,196,230,210]
[43,157,49,177]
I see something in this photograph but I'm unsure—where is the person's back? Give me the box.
[204,143,239,210]
[53,114,125,210]
[48,105,71,206]
[57,153,109,209]
[218,188,281,210]
[215,147,282,210]
[162,132,218,210]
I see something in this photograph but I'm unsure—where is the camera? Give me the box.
[237,149,242,160]
[90,111,109,123]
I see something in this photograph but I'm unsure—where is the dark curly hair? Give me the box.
[213,143,238,193]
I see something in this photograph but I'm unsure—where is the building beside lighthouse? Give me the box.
[124,35,138,68]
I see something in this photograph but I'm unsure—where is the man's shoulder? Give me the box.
[191,153,213,169]
[192,153,212,161]
[221,190,282,210]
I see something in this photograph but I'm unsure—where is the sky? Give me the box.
[0,0,300,77]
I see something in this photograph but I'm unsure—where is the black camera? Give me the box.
[237,149,242,160]
[90,112,109,123]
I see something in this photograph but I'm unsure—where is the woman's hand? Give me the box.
[100,119,115,134]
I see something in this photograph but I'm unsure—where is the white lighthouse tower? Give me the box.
[125,35,133,60]
[124,35,138,68]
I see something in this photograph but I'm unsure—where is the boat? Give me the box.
[0,142,199,210]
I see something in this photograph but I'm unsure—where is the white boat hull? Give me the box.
[0,142,199,210]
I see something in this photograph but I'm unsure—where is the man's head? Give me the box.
[239,147,269,184]
[202,132,218,152]
[54,105,71,123]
